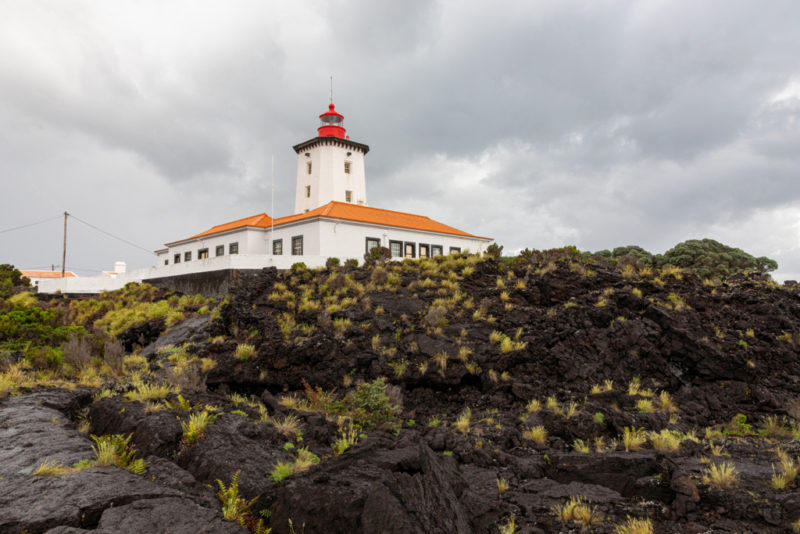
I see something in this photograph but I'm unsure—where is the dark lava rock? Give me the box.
[269,435,481,534]
[0,389,94,477]
[0,388,242,534]
[42,497,245,534]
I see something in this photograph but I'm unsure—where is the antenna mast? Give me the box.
[61,211,68,278]
[271,155,274,255]
[330,75,333,104]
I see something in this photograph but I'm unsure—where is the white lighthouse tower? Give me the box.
[292,102,370,214]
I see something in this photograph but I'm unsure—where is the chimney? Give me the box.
[114,261,127,274]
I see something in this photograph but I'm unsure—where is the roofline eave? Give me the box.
[292,137,370,155]
[163,225,265,247]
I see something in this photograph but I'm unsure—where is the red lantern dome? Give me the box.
[318,103,346,138]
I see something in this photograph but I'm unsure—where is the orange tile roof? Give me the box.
[273,202,490,239]
[20,270,77,278]
[167,202,490,245]
[165,213,273,245]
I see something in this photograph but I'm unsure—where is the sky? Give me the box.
[1,1,799,281]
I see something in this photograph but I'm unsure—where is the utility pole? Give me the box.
[61,211,68,278]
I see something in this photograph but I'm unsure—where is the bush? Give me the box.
[659,238,777,279]
[345,377,401,430]
[62,333,93,369]
[486,243,504,259]
[103,339,125,375]
[325,257,341,269]
[0,264,30,299]
[363,246,391,267]
[290,262,307,272]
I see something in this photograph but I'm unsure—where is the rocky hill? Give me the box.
[1,251,800,533]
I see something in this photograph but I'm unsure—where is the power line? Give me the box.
[68,213,155,255]
[0,214,62,234]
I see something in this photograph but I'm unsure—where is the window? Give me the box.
[345,190,352,203]
[164,259,168,266]
[449,247,461,254]
[273,239,283,255]
[344,161,351,174]
[184,251,192,262]
[419,244,429,258]
[306,161,312,174]
[431,245,443,257]
[174,254,181,264]
[292,236,303,255]
[306,185,311,198]
[365,237,380,253]
[216,245,224,257]
[404,242,416,259]
[229,242,239,255]
[389,240,402,258]
[198,248,209,259]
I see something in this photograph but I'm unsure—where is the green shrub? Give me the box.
[344,377,400,430]
[0,264,31,298]
[725,413,752,436]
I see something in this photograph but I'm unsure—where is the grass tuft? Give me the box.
[702,461,738,489]
[234,343,256,360]
[522,425,547,443]
[614,516,654,534]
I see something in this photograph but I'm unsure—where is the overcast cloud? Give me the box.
[1,0,799,280]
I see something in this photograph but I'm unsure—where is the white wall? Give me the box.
[316,219,490,259]
[161,228,267,267]
[40,218,490,294]
[36,253,334,294]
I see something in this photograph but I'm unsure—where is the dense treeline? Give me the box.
[590,238,778,280]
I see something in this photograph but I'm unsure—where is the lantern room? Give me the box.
[318,103,346,138]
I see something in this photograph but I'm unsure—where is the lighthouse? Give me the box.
[292,102,370,214]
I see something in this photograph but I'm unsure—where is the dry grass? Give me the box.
[572,439,590,453]
[496,476,509,493]
[552,495,600,526]
[124,383,177,402]
[234,343,256,360]
[498,516,516,534]
[622,427,647,452]
[615,516,654,534]
[526,399,542,413]
[33,459,72,476]
[273,414,302,438]
[771,448,798,489]
[522,425,547,443]
[702,461,738,489]
[649,429,684,452]
[454,408,471,434]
